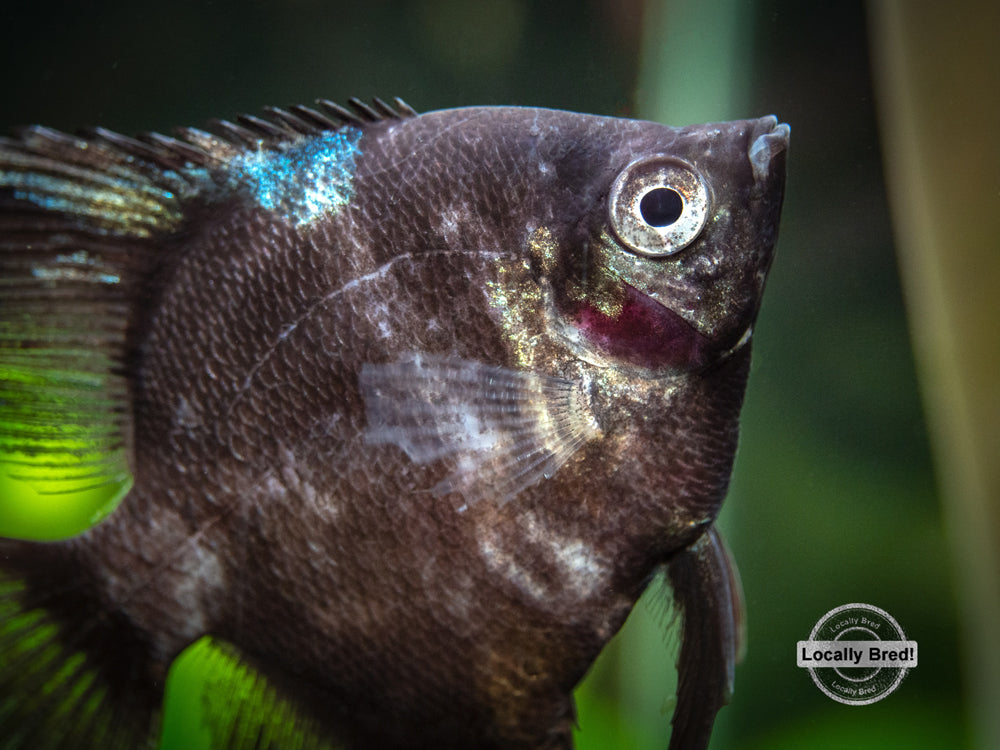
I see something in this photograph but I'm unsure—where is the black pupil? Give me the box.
[639,187,683,227]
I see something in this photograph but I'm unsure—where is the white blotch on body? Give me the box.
[264,447,338,522]
[172,545,224,640]
[549,538,606,597]
[437,207,466,245]
[96,507,227,652]
[478,537,549,603]
[174,395,201,429]
[367,300,393,339]
[477,510,609,606]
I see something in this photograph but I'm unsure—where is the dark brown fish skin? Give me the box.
[0,104,787,748]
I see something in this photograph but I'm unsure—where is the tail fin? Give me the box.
[0,126,206,537]
[0,538,166,748]
[0,128,189,740]
[0,118,221,745]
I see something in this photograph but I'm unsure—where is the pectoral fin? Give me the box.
[360,354,600,506]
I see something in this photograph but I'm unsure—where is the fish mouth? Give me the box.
[749,116,790,188]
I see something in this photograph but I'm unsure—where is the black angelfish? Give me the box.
[0,97,788,749]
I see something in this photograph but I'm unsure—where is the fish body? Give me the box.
[0,99,788,749]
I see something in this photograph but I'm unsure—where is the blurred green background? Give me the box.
[1,0,995,748]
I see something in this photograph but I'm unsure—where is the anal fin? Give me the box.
[163,637,339,750]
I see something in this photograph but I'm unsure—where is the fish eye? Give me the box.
[608,156,710,257]
[639,187,683,227]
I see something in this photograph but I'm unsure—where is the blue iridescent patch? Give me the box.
[228,128,363,225]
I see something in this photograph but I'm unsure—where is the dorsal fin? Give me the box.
[199,96,416,155]
[10,97,417,175]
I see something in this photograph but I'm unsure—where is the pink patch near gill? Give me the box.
[571,283,711,370]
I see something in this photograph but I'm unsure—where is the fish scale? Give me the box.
[0,98,787,749]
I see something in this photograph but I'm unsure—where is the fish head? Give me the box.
[532,113,789,373]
